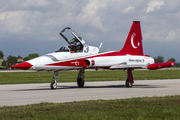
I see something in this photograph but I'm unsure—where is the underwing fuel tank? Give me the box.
[147,61,176,70]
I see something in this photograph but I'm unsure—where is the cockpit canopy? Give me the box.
[56,27,99,54]
[60,27,85,46]
[55,46,70,52]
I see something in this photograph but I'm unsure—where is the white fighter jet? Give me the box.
[12,21,176,89]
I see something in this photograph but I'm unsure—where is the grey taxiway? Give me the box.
[0,79,180,107]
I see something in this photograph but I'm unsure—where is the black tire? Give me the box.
[50,81,57,89]
[77,78,84,87]
[126,79,133,87]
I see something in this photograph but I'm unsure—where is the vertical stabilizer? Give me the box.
[119,21,143,55]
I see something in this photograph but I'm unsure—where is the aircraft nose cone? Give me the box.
[12,62,33,70]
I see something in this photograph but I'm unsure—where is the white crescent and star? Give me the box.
[131,33,140,49]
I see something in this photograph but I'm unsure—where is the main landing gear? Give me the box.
[125,68,134,87]
[50,71,59,89]
[50,69,132,89]
[50,69,85,90]
[77,69,85,87]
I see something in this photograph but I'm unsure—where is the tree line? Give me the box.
[0,51,39,67]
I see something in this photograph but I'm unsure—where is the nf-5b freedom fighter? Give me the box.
[12,21,176,89]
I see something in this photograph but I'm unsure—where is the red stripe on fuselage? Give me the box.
[46,59,84,66]
[45,51,149,67]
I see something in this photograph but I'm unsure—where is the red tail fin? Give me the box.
[119,21,143,55]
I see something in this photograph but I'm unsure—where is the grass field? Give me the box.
[0,70,180,119]
[0,95,180,120]
[0,69,180,84]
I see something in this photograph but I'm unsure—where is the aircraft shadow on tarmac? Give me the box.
[58,84,167,89]
[13,84,167,91]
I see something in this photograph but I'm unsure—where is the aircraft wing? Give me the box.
[110,63,147,69]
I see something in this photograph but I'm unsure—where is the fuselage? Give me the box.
[26,50,154,71]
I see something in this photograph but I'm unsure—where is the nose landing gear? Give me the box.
[50,71,59,89]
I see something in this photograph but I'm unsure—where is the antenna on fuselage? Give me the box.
[99,42,103,49]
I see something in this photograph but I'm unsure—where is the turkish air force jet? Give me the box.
[12,21,176,89]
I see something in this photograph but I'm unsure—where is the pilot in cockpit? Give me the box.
[68,45,75,53]
[77,44,83,52]
[68,44,83,53]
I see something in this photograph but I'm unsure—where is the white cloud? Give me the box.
[0,10,46,36]
[84,32,99,41]
[22,0,50,8]
[76,0,108,31]
[143,30,164,41]
[146,0,164,13]
[0,11,29,33]
[123,6,134,13]
[165,28,180,41]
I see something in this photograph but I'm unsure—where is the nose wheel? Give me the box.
[50,80,57,89]
[50,71,59,90]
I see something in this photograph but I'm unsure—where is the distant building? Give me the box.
[17,59,23,63]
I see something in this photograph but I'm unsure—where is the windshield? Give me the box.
[59,27,85,46]
[55,46,70,52]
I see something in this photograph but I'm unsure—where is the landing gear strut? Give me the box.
[77,69,85,87]
[50,71,59,89]
[125,68,134,87]
[126,79,133,87]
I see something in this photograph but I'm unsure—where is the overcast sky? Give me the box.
[0,0,180,62]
